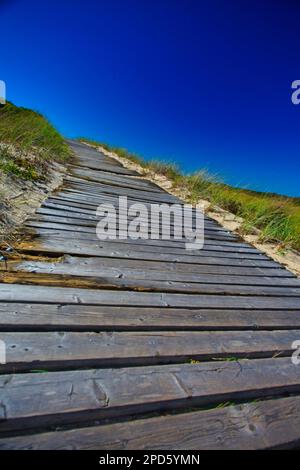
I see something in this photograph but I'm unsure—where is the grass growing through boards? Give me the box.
[0,101,71,181]
[79,138,300,252]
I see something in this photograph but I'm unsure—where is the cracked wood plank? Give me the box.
[1,271,300,296]
[15,237,281,267]
[0,358,299,434]
[10,257,300,286]
[1,396,300,449]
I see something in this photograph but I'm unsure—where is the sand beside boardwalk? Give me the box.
[0,146,66,246]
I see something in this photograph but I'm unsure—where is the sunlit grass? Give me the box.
[0,101,72,180]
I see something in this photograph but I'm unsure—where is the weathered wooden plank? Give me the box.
[12,252,293,277]
[1,396,298,450]
[67,141,132,169]
[66,174,162,189]
[2,271,300,297]
[0,330,299,372]
[0,358,299,434]
[25,220,263,259]
[47,194,224,227]
[67,141,124,164]
[33,226,261,254]
[65,177,165,195]
[68,167,163,192]
[68,165,164,192]
[2,284,300,308]
[37,206,228,234]
[40,200,237,230]
[26,219,237,243]
[58,182,181,204]
[32,210,228,235]
[71,160,140,175]
[59,186,181,206]
[16,237,280,267]
[70,152,140,172]
[48,194,211,218]
[12,258,299,286]
[42,199,234,236]
[0,303,299,331]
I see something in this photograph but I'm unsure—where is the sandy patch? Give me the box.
[0,156,66,247]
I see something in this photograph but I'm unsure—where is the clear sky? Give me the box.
[1,0,299,196]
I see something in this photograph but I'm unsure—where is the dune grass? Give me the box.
[185,171,300,250]
[0,101,71,180]
[79,138,300,251]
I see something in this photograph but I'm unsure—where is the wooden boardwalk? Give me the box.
[1,140,300,449]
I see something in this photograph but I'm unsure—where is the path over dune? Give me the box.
[1,140,300,449]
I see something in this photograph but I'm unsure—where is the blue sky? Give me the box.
[1,0,299,196]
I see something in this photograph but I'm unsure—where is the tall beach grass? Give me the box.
[0,101,71,180]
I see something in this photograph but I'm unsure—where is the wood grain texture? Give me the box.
[0,303,300,331]
[0,330,298,372]
[1,283,300,308]
[1,396,300,449]
[0,358,299,434]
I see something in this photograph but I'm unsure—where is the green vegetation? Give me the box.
[0,101,71,180]
[184,172,300,251]
[79,138,300,251]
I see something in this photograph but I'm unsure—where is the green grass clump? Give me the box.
[79,137,300,251]
[0,101,72,180]
[185,176,300,250]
